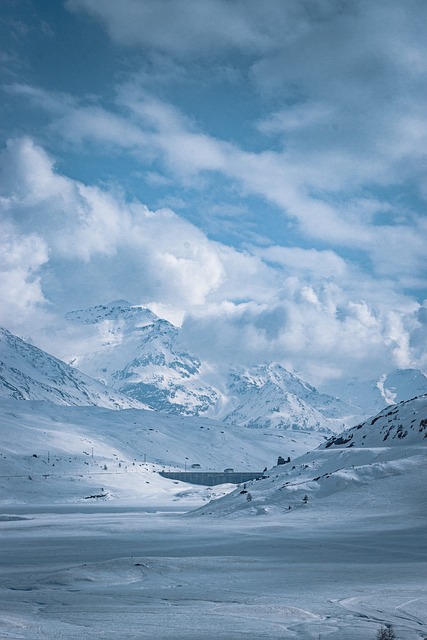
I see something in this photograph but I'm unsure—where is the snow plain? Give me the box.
[1,496,426,640]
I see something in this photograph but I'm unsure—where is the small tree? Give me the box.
[375,625,397,640]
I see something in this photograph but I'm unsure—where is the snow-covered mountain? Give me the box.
[197,394,427,518]
[64,301,361,432]
[222,363,360,433]
[0,322,329,505]
[322,368,427,415]
[0,327,148,410]
[66,300,220,415]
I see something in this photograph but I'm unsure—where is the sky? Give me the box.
[0,0,426,387]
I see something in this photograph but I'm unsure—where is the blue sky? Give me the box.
[0,0,426,385]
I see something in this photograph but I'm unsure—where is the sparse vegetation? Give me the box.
[375,625,397,639]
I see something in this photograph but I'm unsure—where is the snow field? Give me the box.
[0,507,426,639]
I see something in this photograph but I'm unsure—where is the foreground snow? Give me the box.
[0,502,426,639]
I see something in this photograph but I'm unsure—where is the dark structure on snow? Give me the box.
[160,470,266,486]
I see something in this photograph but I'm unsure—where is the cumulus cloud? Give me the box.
[13,79,425,290]
[179,284,423,385]
[61,1,427,270]
[0,219,50,333]
[0,136,274,317]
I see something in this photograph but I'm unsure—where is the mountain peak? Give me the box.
[65,301,160,327]
[224,362,360,432]
[64,303,219,415]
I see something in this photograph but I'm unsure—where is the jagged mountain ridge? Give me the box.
[322,392,427,448]
[64,301,427,431]
[0,327,148,410]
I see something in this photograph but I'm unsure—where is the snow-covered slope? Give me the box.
[321,393,427,448]
[198,394,427,518]
[0,327,147,410]
[323,368,427,415]
[66,300,220,415]
[222,363,360,433]
[0,398,325,505]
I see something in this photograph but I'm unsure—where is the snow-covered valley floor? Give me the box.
[1,502,426,640]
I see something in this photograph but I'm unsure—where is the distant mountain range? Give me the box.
[1,306,426,509]
[1,300,426,438]
[222,363,359,432]
[64,300,427,431]
[63,300,359,432]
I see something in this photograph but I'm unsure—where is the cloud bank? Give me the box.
[0,137,425,384]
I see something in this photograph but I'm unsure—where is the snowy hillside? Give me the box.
[222,363,360,433]
[322,393,427,448]
[0,327,147,410]
[0,398,325,505]
[66,300,220,415]
[198,394,427,518]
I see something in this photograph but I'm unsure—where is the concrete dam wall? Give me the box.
[159,471,265,486]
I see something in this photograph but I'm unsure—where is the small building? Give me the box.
[224,468,234,473]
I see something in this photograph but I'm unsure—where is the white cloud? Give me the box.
[178,272,424,386]
[0,136,276,321]
[0,136,425,384]
[0,219,50,333]
[8,81,425,293]
[258,246,348,279]
[66,0,271,56]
